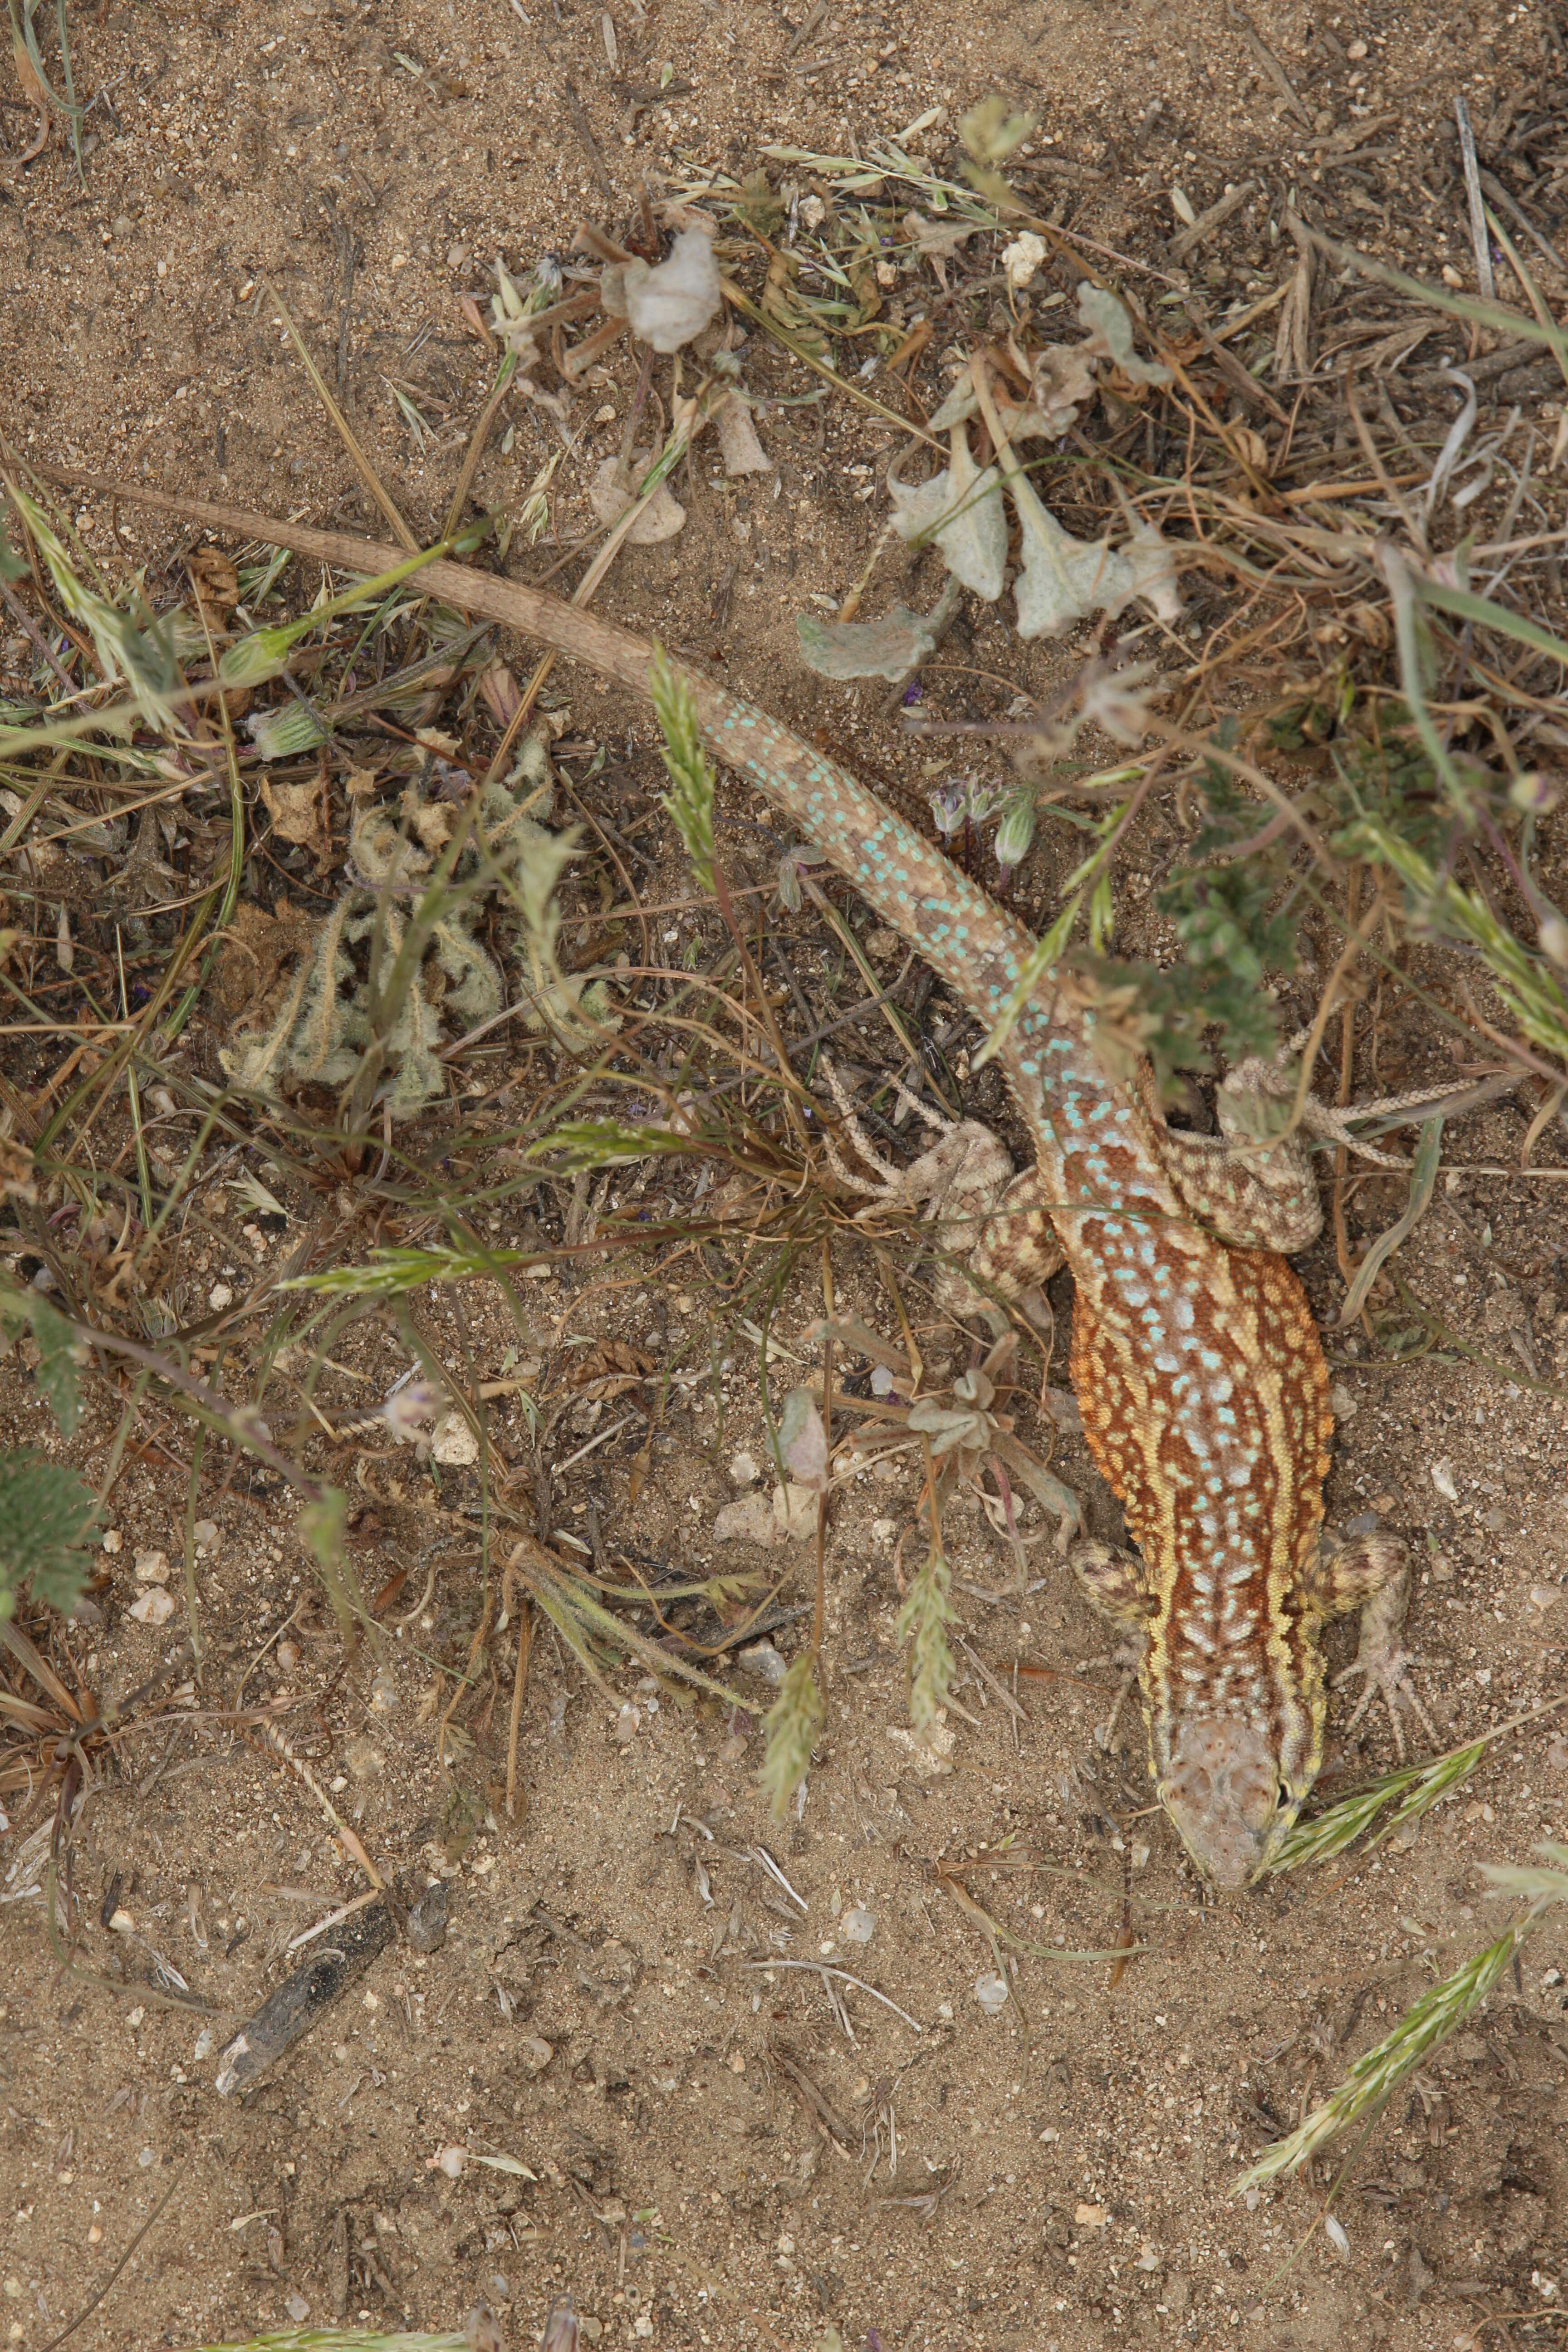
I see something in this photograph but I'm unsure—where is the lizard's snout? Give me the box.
[1161,1716,1289,1890]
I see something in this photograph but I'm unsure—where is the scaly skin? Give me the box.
[47,478,1411,1885]
[697,689,1337,1888]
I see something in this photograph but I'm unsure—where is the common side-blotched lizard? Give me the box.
[52,483,1428,1888]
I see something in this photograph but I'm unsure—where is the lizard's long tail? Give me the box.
[35,475,1180,1229]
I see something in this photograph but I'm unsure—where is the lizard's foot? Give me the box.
[1149,1056,1324,1254]
[1148,1045,1485,1257]
[1333,1578,1441,1760]
[1306,1529,1440,1760]
[1089,1638,1145,1753]
[816,1055,1008,1216]
[1066,1537,1152,1749]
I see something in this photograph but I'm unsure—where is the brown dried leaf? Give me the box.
[588,455,686,543]
[563,1339,653,1394]
[1230,425,1272,478]
[411,800,457,852]
[478,661,522,728]
[212,895,316,1021]
[190,546,241,622]
[10,24,50,165]
[715,394,773,477]
[0,1134,38,1205]
[260,777,326,848]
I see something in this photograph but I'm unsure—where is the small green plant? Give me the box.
[759,1655,823,1817]
[221,740,616,1117]
[649,644,716,893]
[896,1545,957,1734]
[0,1451,100,1622]
[3,480,181,724]
[1267,1740,1487,1875]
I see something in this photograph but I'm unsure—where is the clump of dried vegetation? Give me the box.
[5,91,1568,2234]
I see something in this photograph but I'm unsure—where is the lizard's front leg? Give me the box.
[1299,1529,1439,1758]
[1068,1536,1154,1748]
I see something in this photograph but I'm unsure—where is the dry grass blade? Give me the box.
[264,277,418,551]
[181,2333,474,2350]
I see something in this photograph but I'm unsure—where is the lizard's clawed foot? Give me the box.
[1091,1640,1145,1754]
[1306,1529,1440,1759]
[1066,1539,1152,1751]
[1333,1604,1441,1761]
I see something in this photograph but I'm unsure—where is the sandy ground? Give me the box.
[5,0,1568,2346]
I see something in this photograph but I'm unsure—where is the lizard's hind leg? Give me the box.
[1149,1059,1324,1255]
[816,1058,1062,1321]
[968,1161,1066,1307]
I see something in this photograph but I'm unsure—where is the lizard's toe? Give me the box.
[1334,1643,1440,1760]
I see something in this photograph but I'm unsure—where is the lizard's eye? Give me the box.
[1276,1780,1293,1810]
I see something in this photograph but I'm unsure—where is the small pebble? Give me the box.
[974,1971,1009,2014]
[407,1881,449,1954]
[431,1411,480,1466]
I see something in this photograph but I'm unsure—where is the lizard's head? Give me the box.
[1159,1714,1304,1890]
